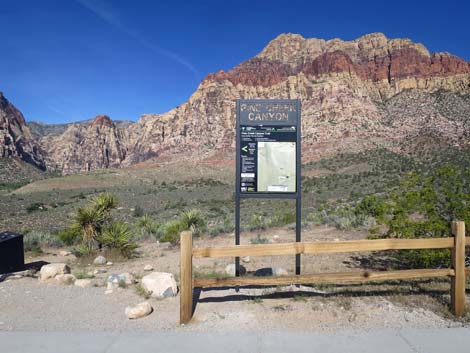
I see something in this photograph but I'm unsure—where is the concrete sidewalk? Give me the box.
[2,328,470,353]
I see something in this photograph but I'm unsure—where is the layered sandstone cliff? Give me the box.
[43,115,128,173]
[0,92,45,170]
[124,33,470,165]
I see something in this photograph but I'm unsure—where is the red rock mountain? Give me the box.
[0,92,45,170]
[2,32,470,173]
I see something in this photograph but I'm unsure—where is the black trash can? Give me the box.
[0,232,25,274]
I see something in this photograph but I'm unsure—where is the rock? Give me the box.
[93,256,107,265]
[141,272,177,298]
[39,263,71,281]
[106,273,135,289]
[75,279,93,288]
[144,264,154,271]
[242,256,250,263]
[55,274,76,285]
[254,267,288,277]
[273,235,280,241]
[224,264,246,276]
[119,272,135,286]
[93,269,107,275]
[106,261,113,266]
[125,302,153,319]
[59,250,72,256]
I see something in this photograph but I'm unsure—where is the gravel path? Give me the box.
[0,276,465,332]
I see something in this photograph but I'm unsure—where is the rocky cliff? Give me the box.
[0,92,45,170]
[43,115,128,174]
[124,32,470,166]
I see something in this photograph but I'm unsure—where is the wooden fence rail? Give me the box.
[180,221,469,324]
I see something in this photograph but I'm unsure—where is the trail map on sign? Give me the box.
[257,142,296,192]
[239,125,297,193]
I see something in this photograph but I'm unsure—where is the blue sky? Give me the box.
[0,0,468,124]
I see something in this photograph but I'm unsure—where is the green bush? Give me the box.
[249,214,267,231]
[160,220,185,245]
[133,206,144,218]
[26,202,46,213]
[23,230,63,252]
[250,234,269,244]
[95,221,137,258]
[180,209,206,236]
[57,226,81,246]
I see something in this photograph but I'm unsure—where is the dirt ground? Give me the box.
[1,225,469,332]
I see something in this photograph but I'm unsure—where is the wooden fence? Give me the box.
[180,221,469,324]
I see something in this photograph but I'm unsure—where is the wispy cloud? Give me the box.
[48,105,65,115]
[76,0,200,79]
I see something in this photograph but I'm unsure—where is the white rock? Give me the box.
[106,261,113,266]
[272,267,288,276]
[75,279,93,288]
[242,256,250,263]
[55,274,76,285]
[39,263,71,281]
[142,272,177,298]
[119,272,135,286]
[93,269,107,275]
[93,256,107,265]
[225,264,246,276]
[273,235,280,241]
[125,302,153,319]
[59,250,72,256]
[144,264,154,271]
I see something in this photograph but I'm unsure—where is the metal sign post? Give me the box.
[235,99,301,275]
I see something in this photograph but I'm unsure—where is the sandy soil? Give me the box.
[0,225,468,332]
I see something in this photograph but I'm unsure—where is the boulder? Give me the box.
[93,256,107,265]
[75,279,93,288]
[39,263,71,281]
[55,274,76,285]
[242,256,251,263]
[144,264,154,271]
[141,272,177,298]
[125,302,153,319]
[106,261,113,266]
[224,264,246,276]
[106,273,135,290]
[254,267,288,277]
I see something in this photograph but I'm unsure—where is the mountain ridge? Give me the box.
[1,32,470,174]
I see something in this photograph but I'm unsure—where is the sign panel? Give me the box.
[237,99,300,195]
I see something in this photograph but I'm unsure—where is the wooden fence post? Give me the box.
[180,231,193,324]
[451,221,466,317]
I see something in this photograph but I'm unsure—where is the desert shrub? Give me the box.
[249,214,267,231]
[95,221,137,258]
[355,195,388,222]
[180,209,206,236]
[269,211,296,227]
[371,165,470,268]
[160,219,185,245]
[23,230,63,253]
[135,215,163,240]
[133,206,144,218]
[57,225,81,246]
[71,244,95,257]
[26,202,46,213]
[250,234,269,244]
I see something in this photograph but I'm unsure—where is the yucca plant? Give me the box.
[180,209,206,235]
[74,205,105,247]
[96,221,137,257]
